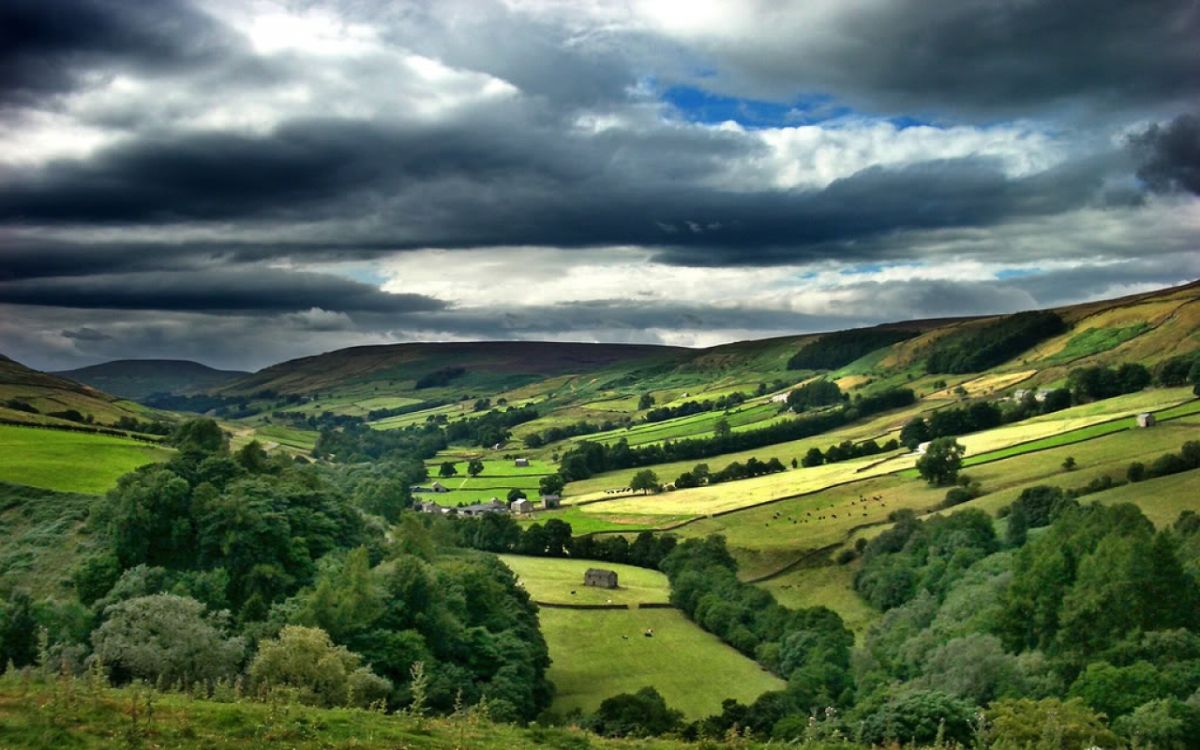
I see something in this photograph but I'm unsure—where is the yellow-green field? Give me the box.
[500,554,670,605]
[540,607,785,719]
[0,425,173,494]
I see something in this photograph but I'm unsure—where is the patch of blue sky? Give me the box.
[995,267,1041,280]
[662,86,854,128]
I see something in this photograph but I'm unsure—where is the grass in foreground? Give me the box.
[0,424,173,495]
[499,554,670,605]
[0,675,693,750]
[539,607,785,719]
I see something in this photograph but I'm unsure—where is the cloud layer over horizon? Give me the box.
[2,0,1198,371]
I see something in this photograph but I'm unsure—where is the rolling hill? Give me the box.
[0,353,164,430]
[55,359,249,400]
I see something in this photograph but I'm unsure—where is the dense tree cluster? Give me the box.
[414,366,467,389]
[899,389,1073,451]
[557,388,915,481]
[445,513,677,570]
[786,328,919,371]
[926,311,1066,373]
[785,379,845,412]
[643,392,747,423]
[2,419,556,720]
[522,418,631,448]
[1068,363,1153,402]
[798,438,900,469]
[443,404,540,447]
[674,456,785,489]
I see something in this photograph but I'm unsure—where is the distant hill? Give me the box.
[220,341,690,396]
[56,359,249,400]
[0,354,162,429]
[212,279,1200,409]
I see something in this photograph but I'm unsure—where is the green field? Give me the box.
[539,606,785,719]
[760,561,878,637]
[0,424,173,494]
[500,554,670,605]
[0,482,93,594]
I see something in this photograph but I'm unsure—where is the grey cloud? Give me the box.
[0,267,446,315]
[682,0,1200,118]
[1132,113,1200,195]
[0,0,244,104]
[61,326,111,341]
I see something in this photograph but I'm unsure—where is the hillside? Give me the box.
[0,353,164,431]
[55,359,249,400]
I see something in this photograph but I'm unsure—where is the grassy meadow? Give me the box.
[539,606,785,719]
[500,554,671,605]
[0,424,173,495]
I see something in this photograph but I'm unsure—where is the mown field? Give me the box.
[500,554,671,605]
[539,606,785,719]
[0,424,173,495]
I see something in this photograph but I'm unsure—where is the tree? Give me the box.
[587,687,683,738]
[801,447,824,467]
[0,590,38,668]
[630,469,660,494]
[915,437,965,485]
[858,689,977,745]
[900,417,930,450]
[985,698,1118,749]
[713,418,732,440]
[172,418,227,455]
[438,461,458,478]
[91,594,245,686]
[1062,455,1077,471]
[637,393,655,410]
[506,488,527,502]
[467,459,484,477]
[249,625,390,708]
[539,474,565,496]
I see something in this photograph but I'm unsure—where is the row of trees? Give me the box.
[786,328,919,371]
[926,311,1066,374]
[642,392,748,423]
[555,388,916,483]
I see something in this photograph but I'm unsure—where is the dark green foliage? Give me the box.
[414,366,466,389]
[926,311,1066,373]
[524,418,629,448]
[586,687,683,737]
[313,421,446,463]
[644,392,746,423]
[0,590,38,667]
[1068,363,1152,402]
[450,513,676,569]
[998,503,1200,658]
[915,437,964,485]
[1154,353,1200,386]
[786,379,844,412]
[900,417,930,450]
[1067,661,1170,719]
[854,509,998,611]
[539,474,565,496]
[91,419,368,616]
[680,456,785,487]
[443,404,540,447]
[557,388,914,478]
[1128,440,1200,483]
[856,689,977,745]
[1004,485,1077,545]
[2,399,38,414]
[281,548,553,718]
[786,328,918,371]
[662,536,853,701]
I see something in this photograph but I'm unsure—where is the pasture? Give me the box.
[539,606,785,719]
[499,554,670,605]
[0,424,173,495]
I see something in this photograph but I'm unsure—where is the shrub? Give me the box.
[985,697,1118,749]
[249,625,391,708]
[586,687,682,738]
[857,689,977,745]
[91,594,244,686]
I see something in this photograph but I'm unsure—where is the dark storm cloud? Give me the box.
[691,0,1200,118]
[0,268,445,315]
[1131,113,1200,196]
[60,326,111,342]
[0,0,242,104]
[0,114,1121,266]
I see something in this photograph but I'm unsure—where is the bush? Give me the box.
[857,689,977,745]
[586,687,682,738]
[249,625,391,708]
[985,697,1118,749]
[91,594,244,686]
[1113,698,1200,749]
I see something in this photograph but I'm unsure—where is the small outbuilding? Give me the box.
[1136,412,1156,428]
[514,458,530,467]
[431,481,449,493]
[583,568,618,589]
[541,494,561,509]
[510,498,534,513]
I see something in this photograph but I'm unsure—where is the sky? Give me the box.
[1,0,1198,371]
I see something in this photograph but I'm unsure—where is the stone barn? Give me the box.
[510,498,534,514]
[541,494,562,509]
[514,458,530,467]
[583,568,618,589]
[1136,413,1156,428]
